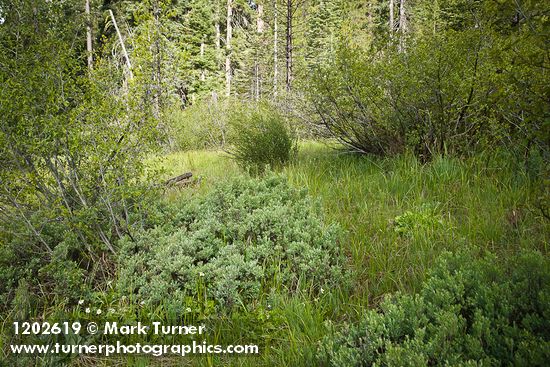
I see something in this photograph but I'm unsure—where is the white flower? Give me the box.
[320,287,325,294]
[78,299,84,305]
[140,301,145,306]
[96,309,102,315]
[85,308,90,314]
[185,307,192,313]
[199,272,205,277]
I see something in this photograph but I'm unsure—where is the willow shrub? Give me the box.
[117,175,346,312]
[227,103,297,175]
[318,250,550,366]
[165,99,228,151]
[309,7,549,162]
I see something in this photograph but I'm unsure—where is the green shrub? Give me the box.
[309,5,549,161]
[165,99,228,151]
[117,175,346,312]
[228,103,297,174]
[318,250,550,366]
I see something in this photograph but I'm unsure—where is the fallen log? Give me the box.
[165,172,193,186]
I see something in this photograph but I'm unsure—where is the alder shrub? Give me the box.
[117,175,346,311]
[318,250,550,366]
[227,103,297,175]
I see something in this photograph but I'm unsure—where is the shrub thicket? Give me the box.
[227,103,297,174]
[117,175,345,311]
[0,0,160,310]
[309,3,549,161]
[165,99,228,151]
[318,250,550,366]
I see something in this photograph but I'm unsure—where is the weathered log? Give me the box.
[165,172,193,185]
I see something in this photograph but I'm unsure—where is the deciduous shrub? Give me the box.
[308,2,549,162]
[318,250,550,366]
[117,175,346,312]
[0,0,162,310]
[227,103,297,174]
[165,99,228,151]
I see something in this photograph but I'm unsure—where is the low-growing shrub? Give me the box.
[228,103,297,174]
[117,175,346,312]
[318,250,550,366]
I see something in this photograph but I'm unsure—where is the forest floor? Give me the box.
[77,141,548,366]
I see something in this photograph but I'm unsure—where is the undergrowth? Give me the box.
[3,142,547,367]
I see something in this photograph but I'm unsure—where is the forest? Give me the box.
[0,0,549,366]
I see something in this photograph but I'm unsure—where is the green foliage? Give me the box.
[1,0,549,365]
[309,1,549,161]
[319,250,550,366]
[393,203,443,235]
[165,98,228,151]
[117,175,346,312]
[305,0,344,69]
[228,103,297,174]
[0,0,161,311]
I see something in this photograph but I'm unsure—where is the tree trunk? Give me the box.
[398,0,406,52]
[85,0,93,70]
[255,3,264,100]
[200,39,205,81]
[215,1,221,66]
[108,10,133,78]
[225,0,233,97]
[389,0,394,36]
[257,3,264,33]
[273,0,278,97]
[285,0,292,92]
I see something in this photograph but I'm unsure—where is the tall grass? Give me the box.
[124,141,548,366]
[286,143,547,307]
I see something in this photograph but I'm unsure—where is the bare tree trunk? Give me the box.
[389,0,394,36]
[215,22,221,52]
[273,0,278,97]
[85,0,93,70]
[255,3,264,101]
[285,0,292,92]
[108,10,133,78]
[225,0,233,97]
[257,3,264,33]
[398,0,407,52]
[200,39,205,82]
[215,1,221,66]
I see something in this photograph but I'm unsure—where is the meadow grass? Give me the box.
[108,141,548,366]
[156,142,547,301]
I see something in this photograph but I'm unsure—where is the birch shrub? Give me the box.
[117,175,346,311]
[318,250,550,366]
